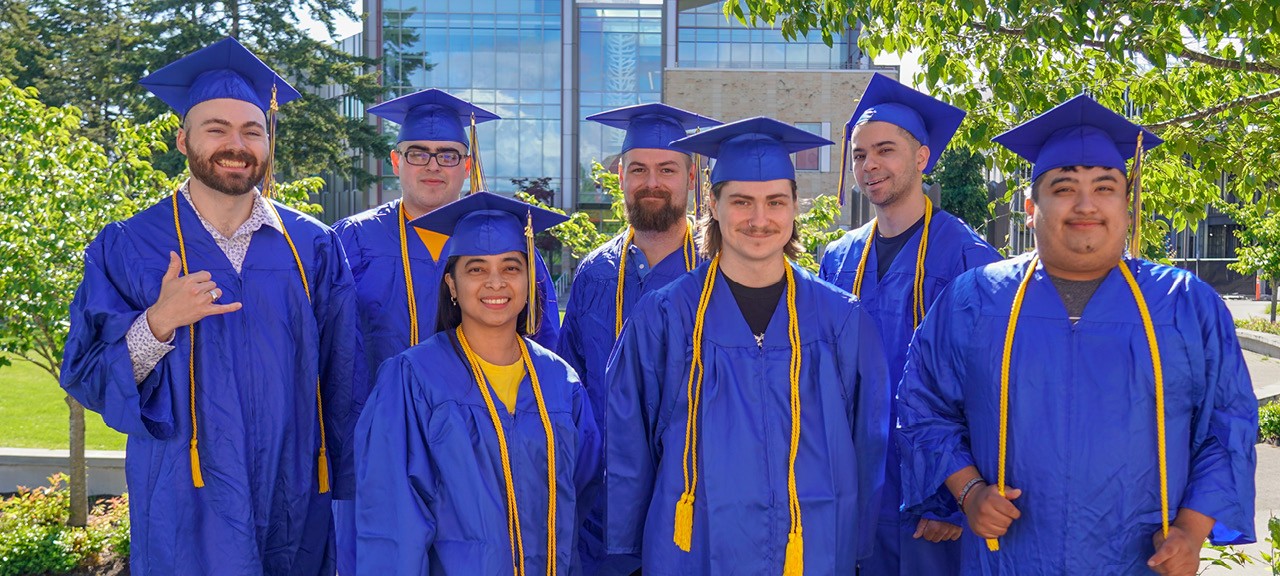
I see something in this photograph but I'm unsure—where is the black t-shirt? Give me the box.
[874,215,927,280]
[723,271,786,338]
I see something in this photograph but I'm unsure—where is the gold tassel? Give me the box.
[190,440,205,488]
[469,112,486,194]
[526,210,537,332]
[317,447,330,494]
[783,532,804,576]
[1128,130,1146,257]
[673,493,694,551]
[836,125,849,207]
[264,84,278,199]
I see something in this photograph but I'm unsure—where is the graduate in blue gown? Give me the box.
[897,95,1257,575]
[331,89,560,575]
[606,117,891,575]
[354,192,601,576]
[557,103,719,576]
[819,74,1000,576]
[59,38,363,575]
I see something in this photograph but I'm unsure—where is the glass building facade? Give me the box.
[357,0,859,211]
[378,0,564,197]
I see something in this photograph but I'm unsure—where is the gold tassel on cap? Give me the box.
[526,209,538,334]
[1128,130,1146,257]
[263,84,278,199]
[836,125,850,206]
[469,112,486,195]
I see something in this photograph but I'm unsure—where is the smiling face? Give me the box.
[444,251,529,334]
[392,139,471,216]
[1026,165,1130,280]
[850,120,929,208]
[178,98,270,197]
[618,147,694,232]
[708,179,798,266]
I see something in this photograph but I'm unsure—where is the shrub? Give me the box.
[1236,318,1280,336]
[1260,402,1280,444]
[0,474,130,575]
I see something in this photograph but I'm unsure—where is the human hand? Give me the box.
[147,252,242,341]
[962,484,1022,539]
[1148,524,1208,575]
[914,517,963,542]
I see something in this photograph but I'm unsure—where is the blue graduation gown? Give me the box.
[605,261,891,575]
[331,199,563,574]
[820,210,1000,575]
[897,255,1258,574]
[354,332,601,576]
[555,232,692,576]
[60,194,364,576]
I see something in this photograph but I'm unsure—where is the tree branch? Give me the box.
[1146,88,1280,130]
[973,23,1280,76]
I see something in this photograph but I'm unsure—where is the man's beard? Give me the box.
[625,187,686,232]
[188,147,267,197]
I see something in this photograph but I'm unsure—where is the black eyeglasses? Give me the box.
[398,148,464,167]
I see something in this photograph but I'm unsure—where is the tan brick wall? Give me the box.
[664,68,898,229]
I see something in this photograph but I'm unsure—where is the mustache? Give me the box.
[737,225,780,235]
[210,149,259,168]
[632,186,672,200]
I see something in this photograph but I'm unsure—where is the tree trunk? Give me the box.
[1271,277,1277,323]
[66,394,88,527]
[228,0,240,39]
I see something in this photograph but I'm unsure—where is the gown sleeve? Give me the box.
[603,293,668,555]
[571,379,604,541]
[60,224,176,439]
[314,231,366,500]
[838,302,892,558]
[355,355,438,576]
[1178,281,1257,545]
[896,282,977,519]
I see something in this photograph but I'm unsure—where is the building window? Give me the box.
[794,122,830,172]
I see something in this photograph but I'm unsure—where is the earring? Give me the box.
[450,295,458,306]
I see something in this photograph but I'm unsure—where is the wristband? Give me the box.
[957,477,985,511]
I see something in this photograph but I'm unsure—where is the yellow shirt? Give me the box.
[477,356,526,414]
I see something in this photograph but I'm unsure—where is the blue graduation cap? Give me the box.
[367,89,500,145]
[847,73,966,174]
[993,94,1163,182]
[669,117,832,184]
[412,192,568,333]
[139,37,300,116]
[587,103,722,153]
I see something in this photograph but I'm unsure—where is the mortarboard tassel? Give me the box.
[526,209,537,333]
[837,125,850,207]
[469,112,486,195]
[263,84,278,199]
[1128,130,1145,257]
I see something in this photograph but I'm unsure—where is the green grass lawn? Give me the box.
[0,356,126,451]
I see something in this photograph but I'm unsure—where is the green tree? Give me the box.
[728,0,1278,252]
[131,0,395,186]
[1218,197,1280,321]
[0,77,322,527]
[931,148,993,233]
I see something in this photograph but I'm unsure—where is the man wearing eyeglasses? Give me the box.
[330,88,561,576]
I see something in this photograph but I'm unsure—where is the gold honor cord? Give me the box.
[987,255,1168,551]
[457,328,560,576]
[851,196,934,328]
[613,225,697,338]
[171,191,332,493]
[398,203,419,346]
[672,257,806,576]
[173,83,330,493]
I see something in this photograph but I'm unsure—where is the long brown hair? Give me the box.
[698,180,804,261]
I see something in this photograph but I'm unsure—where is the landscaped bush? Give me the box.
[1236,317,1280,336]
[0,474,129,576]
[1260,402,1280,444]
